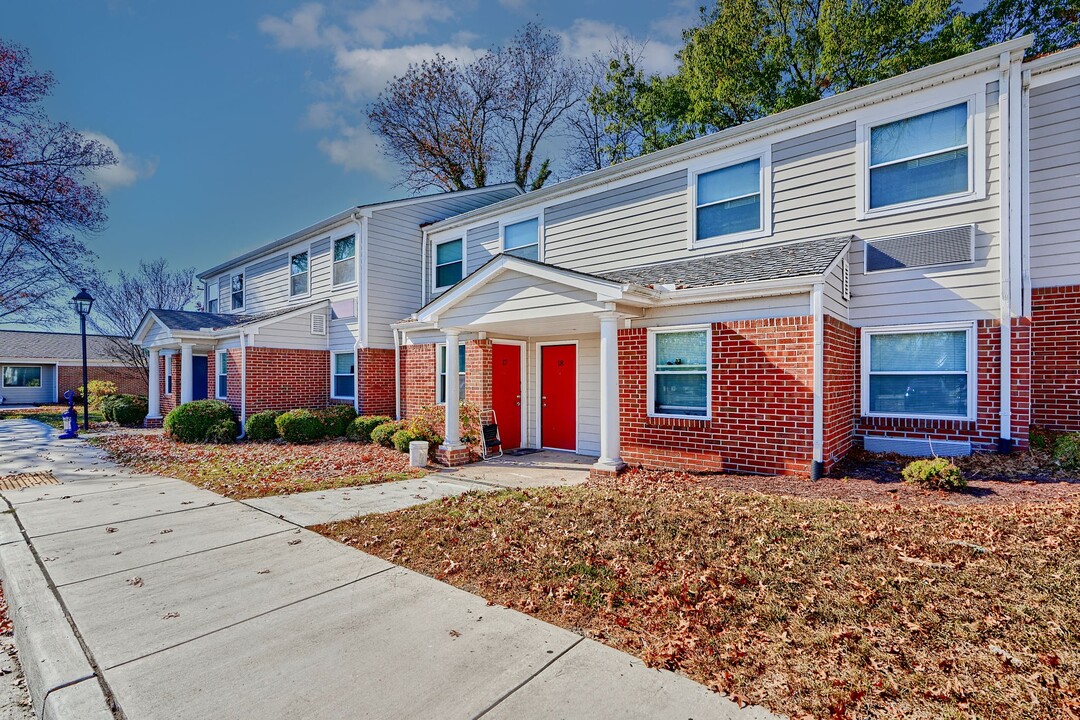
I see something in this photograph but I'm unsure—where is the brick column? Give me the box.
[464,339,492,415]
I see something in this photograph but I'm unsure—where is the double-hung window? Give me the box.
[868,102,971,210]
[216,352,228,399]
[649,328,709,418]
[437,343,466,405]
[2,366,41,388]
[333,236,356,286]
[694,157,765,245]
[230,273,244,311]
[434,239,463,289]
[206,281,218,313]
[164,355,173,394]
[290,251,309,297]
[502,218,539,261]
[862,324,973,419]
[332,352,355,399]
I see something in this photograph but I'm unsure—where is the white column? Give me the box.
[441,328,463,450]
[147,348,161,419]
[594,312,625,473]
[179,343,194,405]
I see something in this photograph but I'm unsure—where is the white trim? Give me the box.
[435,341,467,405]
[535,340,579,452]
[164,354,173,395]
[358,214,368,348]
[688,147,772,249]
[859,321,977,422]
[811,285,824,466]
[330,350,356,400]
[331,234,358,289]
[215,351,228,399]
[288,245,312,299]
[499,214,543,261]
[432,236,465,292]
[491,339,527,449]
[855,89,986,220]
[646,325,712,421]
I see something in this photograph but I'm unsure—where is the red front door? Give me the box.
[541,344,576,451]
[492,343,522,450]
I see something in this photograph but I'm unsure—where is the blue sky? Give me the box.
[6,0,695,325]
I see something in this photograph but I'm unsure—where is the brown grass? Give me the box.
[314,469,1080,719]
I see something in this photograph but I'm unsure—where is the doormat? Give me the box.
[505,448,542,457]
[0,472,60,491]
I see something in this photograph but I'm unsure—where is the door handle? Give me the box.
[515,402,520,406]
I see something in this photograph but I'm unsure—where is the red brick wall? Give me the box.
[1032,286,1080,431]
[57,364,146,402]
[620,317,816,476]
[243,347,330,414]
[400,344,436,418]
[358,348,395,416]
[465,340,492,415]
[822,316,857,470]
[159,355,181,415]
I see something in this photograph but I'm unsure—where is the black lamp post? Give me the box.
[72,289,94,430]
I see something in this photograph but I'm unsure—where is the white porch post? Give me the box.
[179,343,194,405]
[147,348,161,419]
[442,328,464,450]
[594,312,625,473]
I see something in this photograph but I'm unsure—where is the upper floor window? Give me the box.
[230,273,244,311]
[206,280,218,313]
[502,218,539,261]
[434,239,463,289]
[648,328,709,419]
[290,251,309,297]
[333,236,356,286]
[436,343,466,405]
[693,156,767,246]
[868,103,970,210]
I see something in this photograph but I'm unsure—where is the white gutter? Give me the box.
[238,330,248,438]
[811,283,825,479]
[998,50,1022,452]
[1021,69,1032,318]
[421,228,429,307]
[393,327,402,420]
[353,211,367,414]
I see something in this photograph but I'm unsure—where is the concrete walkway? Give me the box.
[0,420,778,720]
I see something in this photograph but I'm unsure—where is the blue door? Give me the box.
[192,356,209,401]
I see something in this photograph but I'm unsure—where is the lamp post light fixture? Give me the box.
[72,289,95,431]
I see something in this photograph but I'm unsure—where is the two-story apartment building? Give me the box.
[131,185,521,427]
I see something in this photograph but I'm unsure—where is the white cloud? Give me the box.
[317,124,398,180]
[558,18,679,75]
[81,131,156,192]
[258,3,340,50]
[345,0,456,47]
[333,43,485,98]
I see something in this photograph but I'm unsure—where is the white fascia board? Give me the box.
[1024,44,1080,81]
[654,278,816,306]
[131,311,165,346]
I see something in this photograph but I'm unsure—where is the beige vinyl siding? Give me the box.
[243,254,289,314]
[310,238,334,297]
[217,274,230,312]
[142,322,173,345]
[1029,73,1080,288]
[822,258,849,322]
[437,271,608,329]
[329,315,359,352]
[465,222,500,275]
[251,311,328,350]
[0,363,55,404]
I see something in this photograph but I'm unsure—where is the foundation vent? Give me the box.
[864,225,974,273]
[310,313,327,335]
[861,436,971,457]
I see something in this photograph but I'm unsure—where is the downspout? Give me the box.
[811,283,825,480]
[393,327,402,421]
[421,228,429,307]
[998,51,1015,453]
[1021,69,1032,319]
[352,211,366,414]
[238,330,247,438]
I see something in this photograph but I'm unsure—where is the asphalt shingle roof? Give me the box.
[596,236,851,290]
[0,330,125,361]
[149,304,318,333]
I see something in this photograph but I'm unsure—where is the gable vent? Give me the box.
[841,257,850,300]
[310,313,327,336]
[864,225,974,273]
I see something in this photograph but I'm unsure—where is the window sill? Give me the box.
[646,413,710,423]
[857,190,981,221]
[861,412,974,423]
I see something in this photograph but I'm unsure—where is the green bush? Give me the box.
[275,409,326,444]
[78,380,117,408]
[244,411,281,441]
[101,394,148,427]
[315,405,357,437]
[164,399,235,443]
[901,457,966,491]
[1052,433,1080,471]
[206,419,239,444]
[370,421,403,448]
[392,428,424,453]
[347,415,393,443]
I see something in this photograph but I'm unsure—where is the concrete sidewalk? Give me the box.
[0,420,778,720]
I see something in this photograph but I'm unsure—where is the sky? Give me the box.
[5,0,698,330]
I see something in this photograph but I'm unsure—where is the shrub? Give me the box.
[315,405,357,437]
[78,380,117,408]
[164,399,235,443]
[901,457,966,491]
[393,427,432,453]
[275,409,326,444]
[206,419,239,444]
[102,394,148,427]
[244,411,281,441]
[1052,433,1080,471]
[370,421,404,448]
[347,415,392,443]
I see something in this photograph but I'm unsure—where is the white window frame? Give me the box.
[860,321,977,422]
[330,351,355,400]
[289,247,311,298]
[205,280,218,313]
[646,325,712,421]
[435,342,467,405]
[230,272,245,312]
[855,89,986,220]
[216,351,228,399]
[331,235,357,288]
[499,214,543,261]
[688,148,772,249]
[164,354,173,394]
[0,366,42,388]
[433,237,465,291]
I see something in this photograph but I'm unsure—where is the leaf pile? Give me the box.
[93,433,424,499]
[316,469,1080,719]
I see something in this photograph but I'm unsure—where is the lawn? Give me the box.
[0,405,105,430]
[92,433,425,499]
[314,469,1080,720]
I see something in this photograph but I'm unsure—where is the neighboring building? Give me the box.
[0,330,145,405]
[131,185,522,427]
[133,37,1080,480]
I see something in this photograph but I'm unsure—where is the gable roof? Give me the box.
[0,330,125,361]
[596,236,850,290]
[131,301,330,347]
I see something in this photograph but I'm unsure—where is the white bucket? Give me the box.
[409,440,429,467]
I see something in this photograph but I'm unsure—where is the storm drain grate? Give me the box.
[0,472,60,490]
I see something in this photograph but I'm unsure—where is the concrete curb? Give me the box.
[0,513,113,720]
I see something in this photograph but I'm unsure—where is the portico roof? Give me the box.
[132,301,328,347]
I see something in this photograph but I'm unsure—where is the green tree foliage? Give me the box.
[970,0,1080,56]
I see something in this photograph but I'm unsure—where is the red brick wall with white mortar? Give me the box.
[358,348,396,416]
[822,316,857,471]
[465,340,492,416]
[57,364,147,402]
[1032,286,1080,431]
[400,344,436,418]
[237,347,330,415]
[619,317,816,476]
